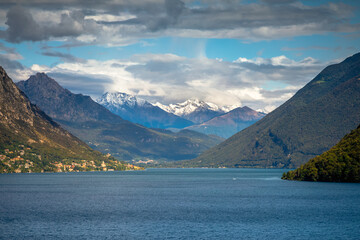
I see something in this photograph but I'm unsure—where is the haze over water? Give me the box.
[1,168,359,239]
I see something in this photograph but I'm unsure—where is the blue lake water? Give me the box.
[0,168,359,239]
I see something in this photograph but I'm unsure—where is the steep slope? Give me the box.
[155,99,231,124]
[97,92,193,129]
[282,125,360,182]
[0,66,132,173]
[16,73,125,124]
[184,52,360,168]
[17,73,223,162]
[186,106,266,138]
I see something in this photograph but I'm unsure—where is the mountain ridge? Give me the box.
[282,124,360,182]
[17,74,223,163]
[155,98,239,124]
[97,92,193,129]
[181,52,360,168]
[17,73,126,124]
[0,66,134,173]
[186,106,266,138]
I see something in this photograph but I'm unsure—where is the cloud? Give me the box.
[0,54,23,70]
[0,9,7,27]
[41,50,86,63]
[47,72,112,96]
[4,5,45,42]
[9,53,328,111]
[261,0,297,3]
[0,42,22,60]
[234,55,321,67]
[0,42,29,81]
[0,0,356,113]
[0,1,359,44]
[1,6,101,43]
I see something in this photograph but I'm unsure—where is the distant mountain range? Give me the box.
[17,73,223,163]
[97,92,193,129]
[182,52,360,168]
[155,99,238,124]
[4,52,360,171]
[0,66,132,173]
[98,93,264,138]
[186,106,266,138]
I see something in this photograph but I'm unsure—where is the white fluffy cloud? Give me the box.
[15,54,328,111]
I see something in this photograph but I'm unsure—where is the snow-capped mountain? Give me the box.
[154,98,239,124]
[97,92,149,108]
[97,93,264,136]
[97,92,194,129]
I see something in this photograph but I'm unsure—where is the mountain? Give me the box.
[17,73,223,162]
[155,99,237,124]
[183,52,360,168]
[0,66,134,173]
[16,74,127,124]
[186,106,266,138]
[97,92,193,129]
[282,124,360,182]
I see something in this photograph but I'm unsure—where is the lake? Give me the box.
[0,168,359,239]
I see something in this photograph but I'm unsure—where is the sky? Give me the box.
[0,0,359,112]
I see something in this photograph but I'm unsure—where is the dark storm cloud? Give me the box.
[0,5,100,43]
[4,5,45,42]
[102,0,185,32]
[0,0,358,43]
[94,0,356,33]
[177,2,356,31]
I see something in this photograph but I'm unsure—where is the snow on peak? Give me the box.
[98,93,246,117]
[154,102,171,112]
[155,98,227,117]
[97,92,147,108]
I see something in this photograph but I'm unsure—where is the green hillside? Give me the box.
[0,66,140,173]
[183,52,360,168]
[282,125,360,182]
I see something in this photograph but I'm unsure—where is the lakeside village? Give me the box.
[0,144,142,173]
